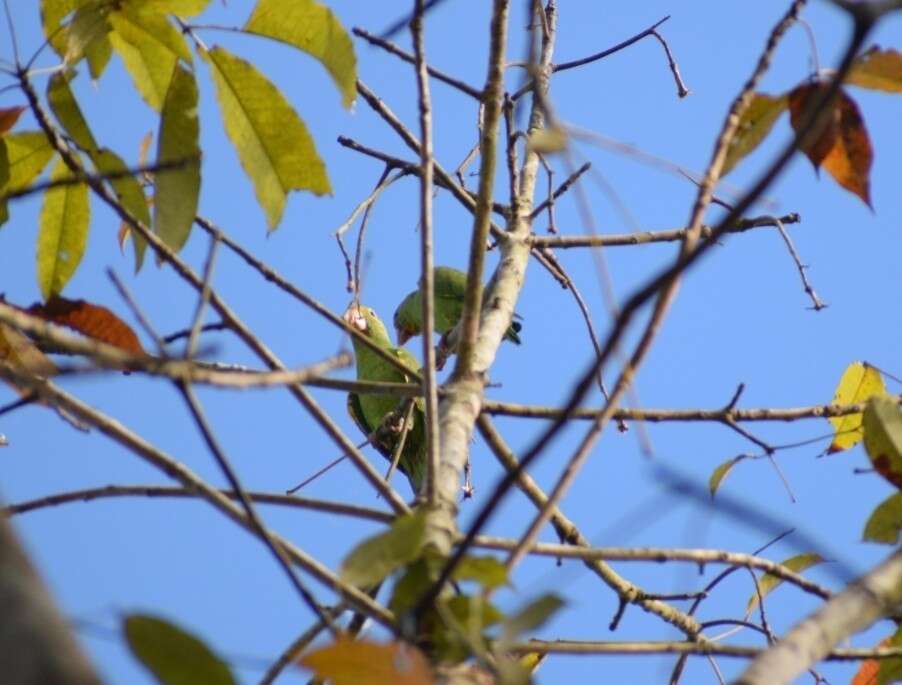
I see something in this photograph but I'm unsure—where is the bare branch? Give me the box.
[4,485,394,523]
[411,0,441,504]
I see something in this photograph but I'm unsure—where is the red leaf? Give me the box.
[0,106,25,136]
[788,84,873,207]
[28,297,145,356]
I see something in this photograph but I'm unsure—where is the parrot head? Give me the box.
[343,304,392,346]
[392,291,421,345]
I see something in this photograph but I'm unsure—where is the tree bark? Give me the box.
[0,513,101,684]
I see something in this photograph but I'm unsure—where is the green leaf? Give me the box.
[93,147,151,271]
[123,613,236,685]
[863,492,902,545]
[2,131,56,192]
[432,595,502,664]
[154,64,200,253]
[452,555,508,590]
[746,552,825,613]
[722,92,788,174]
[341,510,428,588]
[37,157,90,299]
[243,0,356,108]
[48,72,98,151]
[500,594,565,642]
[828,361,887,453]
[445,595,504,629]
[109,7,189,111]
[708,455,747,496]
[877,624,902,684]
[202,46,330,231]
[863,397,902,490]
[848,47,902,93]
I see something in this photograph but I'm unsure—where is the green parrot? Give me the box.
[343,304,426,496]
[392,266,522,346]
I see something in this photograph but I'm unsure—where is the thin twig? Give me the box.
[0,364,397,628]
[552,16,670,73]
[651,29,691,97]
[186,232,221,359]
[352,27,481,99]
[530,161,591,219]
[411,0,441,504]
[4,485,394,523]
[531,213,802,248]
[0,158,194,203]
[106,269,165,354]
[177,382,337,633]
[773,217,827,310]
[19,72,410,513]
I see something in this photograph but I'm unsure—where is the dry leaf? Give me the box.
[0,106,26,135]
[28,297,145,355]
[789,84,873,206]
[848,46,902,93]
[300,638,433,685]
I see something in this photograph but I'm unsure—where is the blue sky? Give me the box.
[2,2,902,683]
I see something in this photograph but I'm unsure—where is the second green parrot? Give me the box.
[393,266,522,346]
[344,304,426,496]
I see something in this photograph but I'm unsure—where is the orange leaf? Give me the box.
[852,636,893,685]
[789,83,838,169]
[0,106,25,136]
[28,297,145,356]
[848,46,902,93]
[300,638,433,685]
[789,84,873,206]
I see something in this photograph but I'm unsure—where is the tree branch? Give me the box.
[737,550,902,684]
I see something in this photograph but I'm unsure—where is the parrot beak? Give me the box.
[396,327,411,345]
[342,305,368,333]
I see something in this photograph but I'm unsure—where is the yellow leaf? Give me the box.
[244,0,357,108]
[37,157,90,299]
[722,92,787,174]
[828,361,886,453]
[202,46,330,231]
[2,131,56,192]
[128,0,211,17]
[300,638,433,685]
[746,552,824,614]
[527,126,568,154]
[154,64,200,253]
[65,3,111,66]
[85,30,113,79]
[708,455,747,496]
[109,7,187,111]
[848,46,902,93]
[863,492,902,545]
[863,397,902,490]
